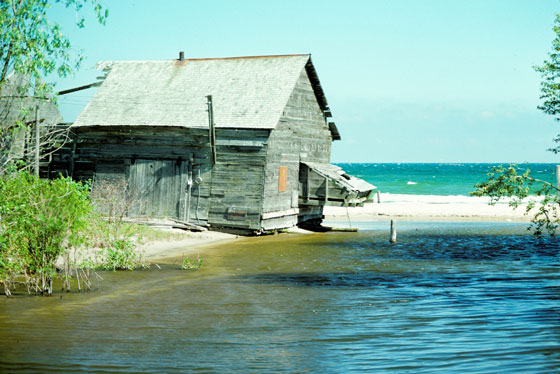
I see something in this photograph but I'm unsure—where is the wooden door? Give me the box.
[128,158,189,219]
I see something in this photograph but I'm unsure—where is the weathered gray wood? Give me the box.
[261,214,298,231]
[172,219,207,232]
[259,68,332,230]
[297,205,323,224]
[390,220,397,243]
[57,58,369,234]
[207,133,268,230]
[34,106,40,176]
[72,126,212,222]
[215,139,264,147]
[126,158,187,219]
[207,95,217,164]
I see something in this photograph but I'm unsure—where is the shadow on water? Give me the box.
[229,228,560,292]
[231,269,560,289]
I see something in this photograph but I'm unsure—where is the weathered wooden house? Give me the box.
[0,73,67,173]
[69,54,374,233]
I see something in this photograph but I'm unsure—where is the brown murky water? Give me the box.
[1,221,559,373]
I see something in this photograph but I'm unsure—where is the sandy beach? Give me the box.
[138,229,238,261]
[324,200,535,222]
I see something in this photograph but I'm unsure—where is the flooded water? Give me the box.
[1,221,559,373]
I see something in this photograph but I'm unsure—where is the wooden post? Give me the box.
[34,105,40,176]
[69,142,77,178]
[376,190,381,204]
[556,165,560,197]
[184,159,193,223]
[390,219,397,243]
[324,177,329,203]
[305,167,310,202]
[206,95,217,165]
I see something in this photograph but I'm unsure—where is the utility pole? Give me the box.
[34,105,40,176]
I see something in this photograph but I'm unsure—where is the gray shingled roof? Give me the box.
[72,54,321,129]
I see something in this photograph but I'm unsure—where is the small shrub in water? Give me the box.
[99,239,146,271]
[182,256,202,270]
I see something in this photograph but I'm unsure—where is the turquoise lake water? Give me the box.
[336,163,557,196]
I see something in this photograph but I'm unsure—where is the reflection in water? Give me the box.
[0,222,559,373]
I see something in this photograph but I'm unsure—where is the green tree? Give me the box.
[535,14,560,139]
[0,0,108,89]
[473,14,560,235]
[0,0,108,295]
[0,172,92,295]
[472,165,559,235]
[0,0,107,173]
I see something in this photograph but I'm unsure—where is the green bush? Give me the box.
[182,255,202,270]
[98,239,146,271]
[0,172,92,295]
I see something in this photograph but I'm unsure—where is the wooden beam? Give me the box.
[206,95,217,165]
[69,142,77,178]
[56,82,102,96]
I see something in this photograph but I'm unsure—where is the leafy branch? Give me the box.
[472,165,559,235]
[0,0,108,90]
[1,0,108,175]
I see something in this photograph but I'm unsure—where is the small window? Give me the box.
[278,166,288,192]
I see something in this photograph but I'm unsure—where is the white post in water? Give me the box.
[376,190,381,204]
[390,219,397,243]
[556,165,560,197]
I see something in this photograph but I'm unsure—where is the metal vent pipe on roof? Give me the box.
[179,51,185,61]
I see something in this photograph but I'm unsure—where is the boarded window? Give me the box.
[278,166,288,192]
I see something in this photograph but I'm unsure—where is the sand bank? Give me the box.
[138,229,237,261]
[324,200,535,222]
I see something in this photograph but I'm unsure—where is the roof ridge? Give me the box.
[97,54,311,65]
[186,53,310,61]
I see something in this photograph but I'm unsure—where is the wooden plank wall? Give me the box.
[262,68,332,228]
[299,165,348,205]
[127,159,189,218]
[73,126,212,223]
[39,124,74,179]
[208,128,269,231]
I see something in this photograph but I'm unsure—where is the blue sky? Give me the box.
[51,0,560,163]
